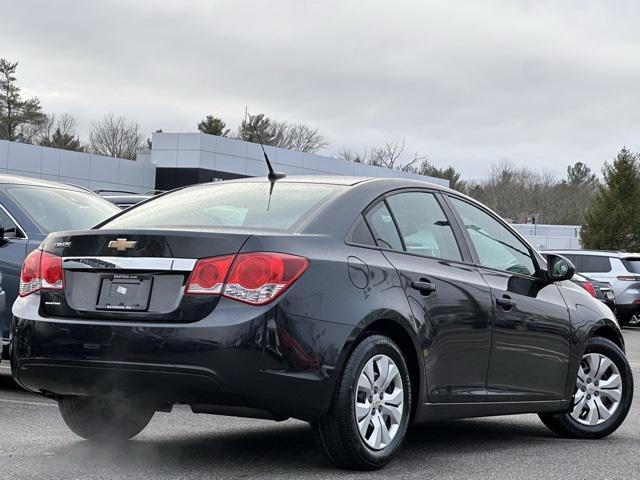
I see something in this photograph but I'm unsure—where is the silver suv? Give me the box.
[545,250,640,324]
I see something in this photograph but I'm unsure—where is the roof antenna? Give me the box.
[248,114,286,210]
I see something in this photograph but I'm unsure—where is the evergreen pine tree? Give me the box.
[197,115,229,136]
[581,148,640,250]
[0,59,46,140]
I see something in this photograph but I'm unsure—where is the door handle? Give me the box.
[496,295,516,310]
[411,280,437,295]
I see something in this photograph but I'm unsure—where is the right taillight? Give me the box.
[19,250,64,297]
[617,275,640,281]
[186,252,309,305]
[581,282,597,298]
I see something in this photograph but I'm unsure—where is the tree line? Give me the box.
[1,58,635,249]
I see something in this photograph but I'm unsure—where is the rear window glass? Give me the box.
[348,216,376,246]
[102,182,346,231]
[621,258,640,273]
[7,186,119,233]
[580,255,611,273]
[364,202,403,250]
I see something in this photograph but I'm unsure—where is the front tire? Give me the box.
[311,334,412,470]
[58,397,155,441]
[539,337,633,439]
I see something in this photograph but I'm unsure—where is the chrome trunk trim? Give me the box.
[62,257,197,271]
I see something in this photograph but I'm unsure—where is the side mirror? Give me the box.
[545,254,575,282]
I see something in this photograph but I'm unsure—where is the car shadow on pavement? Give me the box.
[0,370,20,391]
[55,416,559,474]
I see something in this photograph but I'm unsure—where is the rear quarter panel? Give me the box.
[240,233,423,410]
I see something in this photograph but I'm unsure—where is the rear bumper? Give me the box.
[11,294,352,421]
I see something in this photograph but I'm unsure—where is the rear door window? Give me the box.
[385,192,462,261]
[562,254,582,271]
[364,201,403,250]
[580,255,611,273]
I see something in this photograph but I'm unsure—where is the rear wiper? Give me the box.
[248,115,286,210]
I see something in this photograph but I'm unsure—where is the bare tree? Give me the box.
[340,138,425,172]
[38,113,83,151]
[89,114,143,159]
[237,113,327,153]
[337,147,368,163]
[278,123,328,153]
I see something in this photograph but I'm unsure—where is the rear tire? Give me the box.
[311,334,411,470]
[539,337,633,439]
[58,397,155,441]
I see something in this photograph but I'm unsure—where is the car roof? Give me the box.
[220,175,453,191]
[544,249,640,259]
[0,173,91,193]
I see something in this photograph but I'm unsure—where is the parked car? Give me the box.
[571,272,616,312]
[0,273,5,360]
[0,174,120,359]
[11,177,632,470]
[546,250,640,325]
[96,189,160,209]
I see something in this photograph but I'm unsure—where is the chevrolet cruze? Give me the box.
[11,176,633,470]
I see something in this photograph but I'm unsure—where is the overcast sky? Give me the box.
[4,0,640,178]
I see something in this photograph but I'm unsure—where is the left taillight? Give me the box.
[186,252,309,305]
[19,250,64,297]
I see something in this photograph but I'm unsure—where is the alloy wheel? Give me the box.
[354,354,404,450]
[571,353,623,426]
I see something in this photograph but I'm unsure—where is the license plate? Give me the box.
[604,291,614,300]
[96,274,153,311]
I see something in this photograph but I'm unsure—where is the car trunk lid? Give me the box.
[39,229,251,321]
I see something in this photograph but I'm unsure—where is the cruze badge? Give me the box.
[108,238,137,251]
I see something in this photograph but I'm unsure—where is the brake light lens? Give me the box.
[20,250,41,296]
[185,255,235,294]
[19,250,64,297]
[581,282,597,298]
[186,252,309,305]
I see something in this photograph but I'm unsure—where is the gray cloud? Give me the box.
[4,0,640,178]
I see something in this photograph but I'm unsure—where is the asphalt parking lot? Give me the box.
[1,329,639,480]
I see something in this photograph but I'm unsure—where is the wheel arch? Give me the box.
[589,319,625,352]
[332,313,424,423]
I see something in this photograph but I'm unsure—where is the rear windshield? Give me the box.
[622,258,640,273]
[7,185,120,233]
[101,182,347,231]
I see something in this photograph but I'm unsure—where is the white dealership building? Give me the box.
[0,132,448,193]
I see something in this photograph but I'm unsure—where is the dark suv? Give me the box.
[0,174,119,358]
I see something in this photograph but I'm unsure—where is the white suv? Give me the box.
[545,250,640,324]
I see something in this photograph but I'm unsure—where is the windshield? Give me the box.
[7,185,120,233]
[102,181,347,231]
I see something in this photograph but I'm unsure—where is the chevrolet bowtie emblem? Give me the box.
[108,238,137,251]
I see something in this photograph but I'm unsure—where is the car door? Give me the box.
[447,195,571,401]
[365,190,494,403]
[0,203,30,348]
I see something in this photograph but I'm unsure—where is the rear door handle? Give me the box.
[411,280,437,295]
[496,296,516,310]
